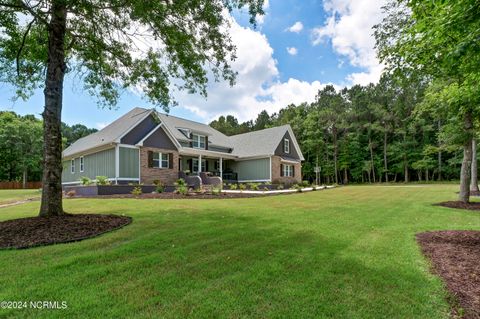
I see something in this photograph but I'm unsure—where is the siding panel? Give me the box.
[230,158,270,181]
[62,148,115,183]
[119,147,139,178]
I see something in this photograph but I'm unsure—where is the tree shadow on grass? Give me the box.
[0,209,449,319]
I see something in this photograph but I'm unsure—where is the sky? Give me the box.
[0,0,386,129]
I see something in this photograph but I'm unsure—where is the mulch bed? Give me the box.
[436,201,480,211]
[0,214,132,250]
[416,231,480,319]
[70,192,282,200]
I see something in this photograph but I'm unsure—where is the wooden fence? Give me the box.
[0,181,42,189]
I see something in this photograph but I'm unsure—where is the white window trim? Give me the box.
[153,152,169,169]
[79,156,84,172]
[192,158,207,172]
[284,138,290,154]
[192,134,206,149]
[283,164,293,177]
[71,159,75,174]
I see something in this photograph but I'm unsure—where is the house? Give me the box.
[62,107,304,186]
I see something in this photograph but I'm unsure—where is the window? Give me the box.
[70,159,75,174]
[283,164,293,177]
[284,138,290,153]
[192,134,206,149]
[153,152,169,168]
[178,128,190,138]
[80,156,84,172]
[192,159,207,172]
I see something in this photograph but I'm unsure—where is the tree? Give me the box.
[375,0,480,202]
[0,0,264,216]
[0,112,43,184]
[313,86,347,184]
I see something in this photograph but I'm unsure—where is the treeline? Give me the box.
[210,74,464,184]
[0,111,97,183]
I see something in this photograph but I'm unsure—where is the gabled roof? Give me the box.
[63,107,304,161]
[63,107,151,158]
[156,112,231,149]
[229,125,305,160]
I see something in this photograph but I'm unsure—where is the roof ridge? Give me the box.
[229,124,290,138]
[156,111,229,138]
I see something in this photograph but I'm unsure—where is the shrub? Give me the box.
[250,183,260,191]
[277,184,284,190]
[262,186,269,192]
[131,186,142,196]
[229,183,238,190]
[153,180,165,193]
[175,178,187,187]
[176,185,188,195]
[302,180,310,187]
[212,186,222,196]
[80,176,93,186]
[238,183,247,191]
[96,176,110,185]
[293,184,302,192]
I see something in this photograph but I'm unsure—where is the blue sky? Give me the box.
[0,0,384,128]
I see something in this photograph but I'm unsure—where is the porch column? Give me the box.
[198,154,202,173]
[219,157,223,179]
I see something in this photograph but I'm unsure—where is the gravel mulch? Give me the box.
[0,214,132,250]
[416,231,480,319]
[436,201,480,211]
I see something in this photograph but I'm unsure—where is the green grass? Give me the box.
[0,189,40,205]
[0,185,478,318]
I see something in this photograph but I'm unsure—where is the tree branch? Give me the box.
[16,17,36,76]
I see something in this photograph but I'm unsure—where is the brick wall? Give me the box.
[140,147,179,185]
[271,155,302,185]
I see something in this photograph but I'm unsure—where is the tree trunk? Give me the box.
[343,168,348,185]
[404,156,409,183]
[437,120,442,181]
[333,126,338,184]
[383,129,388,183]
[369,137,376,183]
[39,2,68,217]
[459,112,473,203]
[22,168,27,189]
[470,138,478,192]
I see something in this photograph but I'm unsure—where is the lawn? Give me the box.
[0,189,40,205]
[0,185,478,318]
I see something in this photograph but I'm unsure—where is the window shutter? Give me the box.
[205,136,209,150]
[280,164,284,177]
[292,165,295,177]
[205,160,209,172]
[189,133,193,148]
[168,153,173,169]
[148,151,153,168]
[188,159,193,172]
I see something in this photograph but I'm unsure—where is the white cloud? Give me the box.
[311,0,386,85]
[286,21,304,33]
[286,47,298,56]
[173,16,329,123]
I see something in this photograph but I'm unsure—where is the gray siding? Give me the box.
[275,131,300,160]
[143,126,177,150]
[119,147,139,178]
[230,158,270,181]
[121,114,158,145]
[62,148,115,183]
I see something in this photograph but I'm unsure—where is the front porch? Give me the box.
[178,154,238,183]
